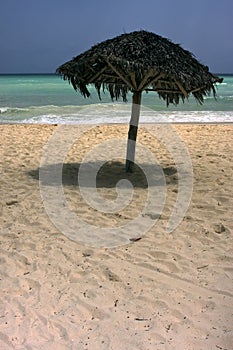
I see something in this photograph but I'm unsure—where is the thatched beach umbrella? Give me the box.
[57,30,223,172]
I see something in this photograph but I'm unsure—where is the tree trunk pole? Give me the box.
[125,91,142,172]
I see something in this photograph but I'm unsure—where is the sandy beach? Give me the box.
[0,123,232,350]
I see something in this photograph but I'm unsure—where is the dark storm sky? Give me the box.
[1,0,233,74]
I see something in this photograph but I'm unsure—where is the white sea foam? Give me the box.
[0,107,8,113]
[14,107,233,125]
[0,106,30,114]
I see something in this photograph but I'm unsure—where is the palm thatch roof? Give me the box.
[56,30,223,105]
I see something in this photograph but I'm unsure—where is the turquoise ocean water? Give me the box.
[0,74,232,124]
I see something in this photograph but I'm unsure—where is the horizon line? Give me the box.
[0,72,232,76]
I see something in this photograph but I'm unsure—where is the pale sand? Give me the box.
[0,124,232,349]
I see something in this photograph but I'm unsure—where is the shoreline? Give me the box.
[0,120,233,125]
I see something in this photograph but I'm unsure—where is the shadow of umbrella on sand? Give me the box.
[56,30,223,172]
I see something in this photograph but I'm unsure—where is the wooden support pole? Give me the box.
[175,80,188,97]
[140,72,164,91]
[126,91,142,172]
[105,59,135,90]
